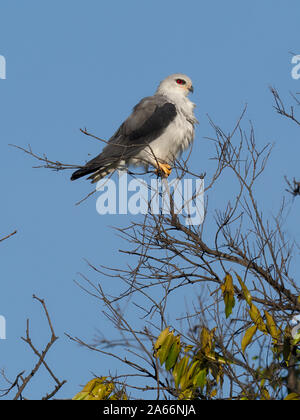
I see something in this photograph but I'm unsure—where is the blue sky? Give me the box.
[0,0,300,399]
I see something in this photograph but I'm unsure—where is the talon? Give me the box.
[155,163,172,178]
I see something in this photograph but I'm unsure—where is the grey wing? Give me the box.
[70,95,177,181]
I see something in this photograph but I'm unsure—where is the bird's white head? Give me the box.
[156,73,194,99]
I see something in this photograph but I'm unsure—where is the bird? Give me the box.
[71,73,198,183]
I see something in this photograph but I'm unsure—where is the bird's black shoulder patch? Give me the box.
[129,102,177,142]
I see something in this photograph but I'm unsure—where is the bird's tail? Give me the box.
[70,166,95,181]
[87,166,116,183]
[70,164,116,183]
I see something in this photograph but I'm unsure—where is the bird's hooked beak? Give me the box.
[188,85,194,94]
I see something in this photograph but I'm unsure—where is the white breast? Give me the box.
[130,97,197,169]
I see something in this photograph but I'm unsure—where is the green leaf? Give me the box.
[193,368,207,390]
[179,360,199,390]
[165,336,181,371]
[173,355,189,389]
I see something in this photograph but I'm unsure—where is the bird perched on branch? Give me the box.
[71,73,198,183]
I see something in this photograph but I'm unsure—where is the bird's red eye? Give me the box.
[176,78,186,85]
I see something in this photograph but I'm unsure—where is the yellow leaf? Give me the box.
[241,325,257,353]
[236,273,252,306]
[109,390,127,400]
[73,377,115,400]
[201,327,216,356]
[261,388,270,400]
[83,377,106,393]
[201,327,211,355]
[284,393,300,400]
[157,333,176,366]
[154,327,170,350]
[264,311,280,341]
[221,273,235,318]
[206,351,228,364]
[249,304,267,334]
[178,389,194,400]
[184,344,194,353]
[211,389,217,398]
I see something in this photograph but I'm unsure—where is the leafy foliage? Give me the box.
[73,378,127,401]
[148,273,300,400]
[153,326,228,399]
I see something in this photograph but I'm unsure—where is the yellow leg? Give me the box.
[155,163,172,178]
